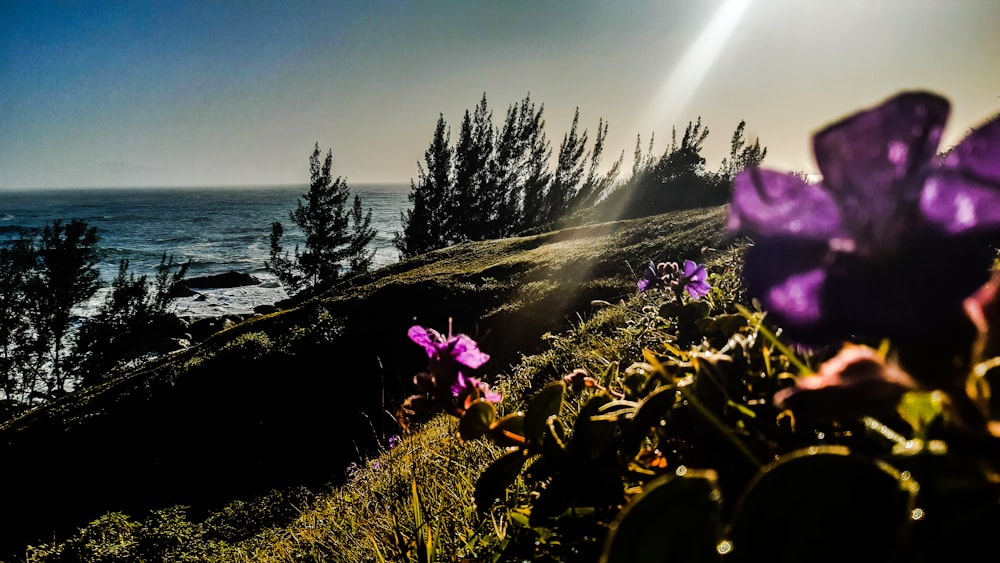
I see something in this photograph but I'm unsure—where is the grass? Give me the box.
[18,240,751,562]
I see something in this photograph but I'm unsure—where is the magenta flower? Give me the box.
[451,371,502,403]
[729,91,1000,342]
[409,325,490,377]
[680,260,711,299]
[407,325,499,405]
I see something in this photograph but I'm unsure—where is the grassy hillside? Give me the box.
[0,205,733,561]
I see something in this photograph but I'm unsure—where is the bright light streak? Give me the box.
[641,0,753,132]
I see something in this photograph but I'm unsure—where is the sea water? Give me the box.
[0,184,410,318]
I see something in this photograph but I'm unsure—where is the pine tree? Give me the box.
[267,143,378,294]
[518,99,552,231]
[452,94,494,242]
[541,108,589,224]
[717,120,767,181]
[394,114,454,259]
[24,219,101,395]
[486,97,528,239]
[72,254,190,387]
[571,117,624,210]
[347,194,377,275]
[0,238,34,401]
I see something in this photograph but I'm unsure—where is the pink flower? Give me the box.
[407,325,500,405]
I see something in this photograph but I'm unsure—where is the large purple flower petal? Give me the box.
[730,91,1000,344]
[942,114,1000,181]
[921,115,1000,236]
[450,334,490,369]
[740,239,830,336]
[813,92,949,251]
[729,168,845,241]
[408,325,437,356]
[921,172,1000,235]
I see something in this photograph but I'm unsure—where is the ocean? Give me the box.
[0,184,411,318]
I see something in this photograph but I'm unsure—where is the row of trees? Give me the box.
[394,93,623,258]
[261,99,765,294]
[0,220,189,410]
[394,92,767,258]
[596,117,767,221]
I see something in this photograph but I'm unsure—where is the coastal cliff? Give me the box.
[0,205,731,558]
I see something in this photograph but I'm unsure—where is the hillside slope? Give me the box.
[0,205,732,558]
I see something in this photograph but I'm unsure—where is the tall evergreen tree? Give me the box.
[541,108,589,224]
[267,143,378,294]
[452,94,495,243]
[24,219,101,395]
[347,194,377,275]
[571,117,624,210]
[0,238,34,401]
[394,114,454,259]
[486,99,527,238]
[717,120,767,181]
[518,100,552,231]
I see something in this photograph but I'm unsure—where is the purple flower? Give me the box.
[408,325,490,383]
[451,371,502,403]
[407,324,499,405]
[680,260,711,299]
[637,261,663,292]
[729,91,1000,342]
[637,260,710,300]
[388,434,401,449]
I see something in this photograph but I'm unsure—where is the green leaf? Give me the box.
[694,312,748,338]
[886,450,1000,560]
[896,390,945,438]
[573,392,616,461]
[488,412,526,447]
[600,469,724,563]
[474,449,529,516]
[726,446,916,562]
[458,400,497,441]
[619,384,678,463]
[524,380,566,445]
[542,415,568,460]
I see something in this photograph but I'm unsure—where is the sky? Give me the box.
[1,0,998,189]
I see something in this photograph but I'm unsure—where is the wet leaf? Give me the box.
[488,412,526,447]
[726,446,916,563]
[458,400,497,441]
[896,390,946,436]
[619,384,678,463]
[524,380,565,445]
[573,393,616,461]
[887,450,1000,560]
[474,449,529,516]
[600,469,724,563]
[695,313,749,338]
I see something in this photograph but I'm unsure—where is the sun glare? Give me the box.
[642,0,753,131]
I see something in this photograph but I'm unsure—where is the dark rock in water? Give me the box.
[179,271,261,290]
[149,313,189,337]
[169,285,199,298]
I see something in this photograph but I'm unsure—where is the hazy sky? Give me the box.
[2,0,998,189]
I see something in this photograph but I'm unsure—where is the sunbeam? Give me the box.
[641,0,753,133]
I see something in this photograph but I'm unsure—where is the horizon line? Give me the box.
[0,180,413,191]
